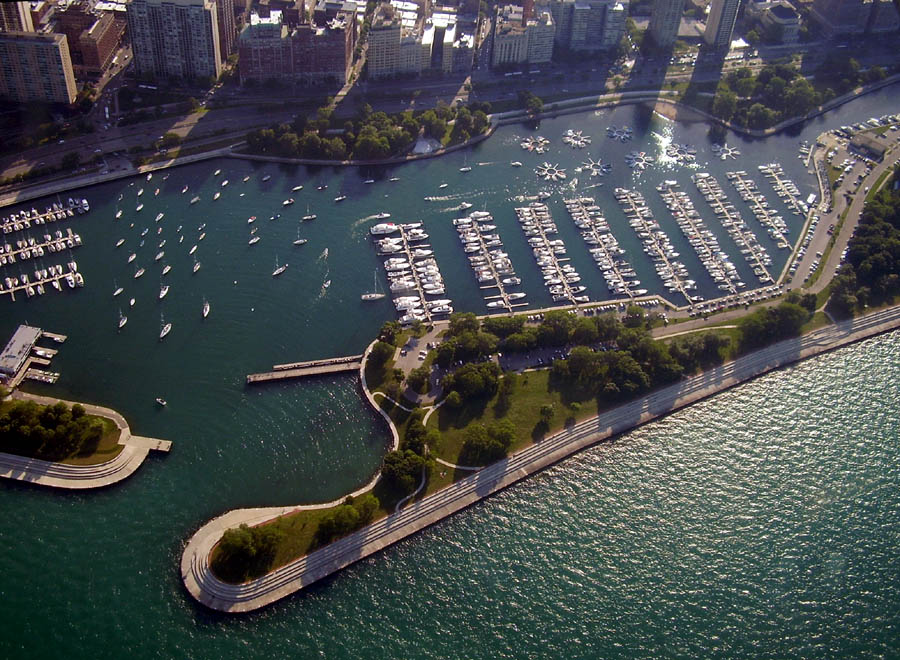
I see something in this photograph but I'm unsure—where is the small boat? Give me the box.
[189,244,197,255]
[134,267,145,279]
[198,232,206,241]
[192,258,201,273]
[243,175,250,183]
[115,210,123,219]
[113,281,124,297]
[221,180,229,187]
[248,235,260,245]
[154,188,160,196]
[389,177,400,182]
[322,279,331,289]
[155,212,164,222]
[213,192,221,200]
[334,195,346,202]
[511,161,523,167]
[292,185,303,191]
[118,309,127,330]
[182,185,189,194]
[155,250,164,261]
[136,203,144,212]
[155,397,167,406]
[317,184,327,190]
[190,196,200,205]
[162,264,171,275]
[146,173,153,181]
[138,188,144,196]
[159,284,169,300]
[247,216,256,224]
[375,212,391,219]
[459,166,472,173]
[141,228,149,237]
[438,183,448,189]
[129,297,135,307]
[116,238,125,248]
[363,179,375,184]
[272,256,288,277]
[361,270,385,301]
[202,299,210,318]
[283,198,295,206]
[214,169,221,176]
[261,174,271,182]
[293,227,307,246]
[302,206,316,221]
[128,253,136,263]
[159,313,171,340]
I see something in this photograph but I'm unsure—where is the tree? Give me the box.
[61,152,80,170]
[539,404,554,424]
[379,321,401,345]
[369,340,395,366]
[381,449,425,493]
[712,87,737,122]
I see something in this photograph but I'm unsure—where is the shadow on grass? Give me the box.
[435,396,491,432]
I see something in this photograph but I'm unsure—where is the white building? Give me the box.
[126,0,222,81]
[491,4,555,67]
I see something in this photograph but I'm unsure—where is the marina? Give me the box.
[691,173,775,284]
[515,203,583,304]
[371,221,452,323]
[563,197,644,297]
[759,163,808,217]
[614,187,694,305]
[726,170,791,249]
[454,210,527,312]
[656,180,742,295]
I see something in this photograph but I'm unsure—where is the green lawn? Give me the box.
[428,370,599,465]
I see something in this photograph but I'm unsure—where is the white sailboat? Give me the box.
[293,226,307,246]
[272,255,288,277]
[202,298,210,318]
[159,313,172,340]
[118,309,127,329]
[361,270,385,301]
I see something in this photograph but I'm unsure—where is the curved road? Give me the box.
[181,304,900,612]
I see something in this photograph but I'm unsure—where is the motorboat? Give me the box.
[292,185,303,191]
[202,299,210,318]
[155,397,167,406]
[159,285,169,299]
[283,198,295,206]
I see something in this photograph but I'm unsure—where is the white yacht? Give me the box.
[361,270,385,301]
[159,284,169,300]
[159,315,172,340]
[272,256,288,277]
[302,207,316,221]
[202,299,210,318]
[370,222,398,235]
[118,310,127,329]
[116,238,125,248]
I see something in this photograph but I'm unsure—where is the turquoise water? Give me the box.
[0,87,898,658]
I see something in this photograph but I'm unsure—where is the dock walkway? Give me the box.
[247,355,363,384]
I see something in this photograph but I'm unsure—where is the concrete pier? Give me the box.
[246,355,363,384]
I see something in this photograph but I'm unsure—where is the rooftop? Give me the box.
[0,325,42,377]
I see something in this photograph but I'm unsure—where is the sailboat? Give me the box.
[272,255,288,277]
[118,309,127,329]
[361,270,385,301]
[202,298,210,318]
[302,206,316,221]
[293,226,307,246]
[192,256,201,273]
[113,280,124,297]
[159,313,172,340]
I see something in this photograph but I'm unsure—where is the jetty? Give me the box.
[515,202,584,304]
[246,355,363,384]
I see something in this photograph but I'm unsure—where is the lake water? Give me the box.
[0,86,898,658]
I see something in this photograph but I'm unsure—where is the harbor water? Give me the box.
[0,87,898,657]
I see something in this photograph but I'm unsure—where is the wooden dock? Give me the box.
[247,355,363,384]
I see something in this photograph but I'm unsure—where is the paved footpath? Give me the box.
[0,392,169,489]
[181,305,900,613]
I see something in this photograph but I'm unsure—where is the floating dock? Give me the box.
[246,355,363,384]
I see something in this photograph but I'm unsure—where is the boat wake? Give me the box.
[351,214,383,229]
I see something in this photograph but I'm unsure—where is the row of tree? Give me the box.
[828,170,900,319]
[245,100,490,161]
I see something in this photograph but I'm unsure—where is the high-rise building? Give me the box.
[366,4,403,78]
[56,2,127,77]
[541,0,625,52]
[866,0,899,33]
[238,9,355,84]
[0,1,34,32]
[215,0,236,59]
[0,31,77,104]
[647,0,684,49]
[127,0,222,81]
[810,0,874,37]
[491,3,555,66]
[704,0,742,49]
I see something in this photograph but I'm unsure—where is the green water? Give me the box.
[0,88,898,658]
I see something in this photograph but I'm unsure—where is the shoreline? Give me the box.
[181,304,900,613]
[2,75,897,210]
[0,392,170,489]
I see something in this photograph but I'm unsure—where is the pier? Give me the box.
[1,263,82,301]
[691,173,775,285]
[563,197,643,298]
[455,211,527,313]
[726,171,790,249]
[515,202,583,304]
[657,181,740,296]
[613,188,693,305]
[760,163,807,217]
[2,227,82,264]
[1,202,78,235]
[246,356,363,384]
